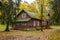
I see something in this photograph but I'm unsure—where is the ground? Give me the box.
[0,25,60,40]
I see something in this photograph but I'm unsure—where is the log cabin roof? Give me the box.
[17,10,41,20]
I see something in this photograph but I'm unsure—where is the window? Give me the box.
[22,13,26,18]
[33,21,36,26]
[37,21,40,26]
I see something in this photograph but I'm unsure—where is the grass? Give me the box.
[0,25,60,40]
[48,26,60,40]
[48,29,60,40]
[0,24,42,36]
[0,30,42,36]
[0,24,51,36]
[0,25,11,31]
[51,25,60,28]
[0,25,6,31]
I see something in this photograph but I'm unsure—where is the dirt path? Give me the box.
[0,29,55,40]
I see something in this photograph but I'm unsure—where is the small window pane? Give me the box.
[22,13,26,18]
[37,21,39,26]
[33,21,36,26]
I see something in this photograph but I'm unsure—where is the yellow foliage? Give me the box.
[37,0,49,13]
[19,2,29,11]
[35,13,47,20]
[29,2,36,12]
[19,1,36,12]
[43,14,47,20]
[35,13,41,18]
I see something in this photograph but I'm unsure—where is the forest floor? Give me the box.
[0,25,60,40]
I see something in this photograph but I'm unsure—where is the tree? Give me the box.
[5,0,14,31]
[1,0,14,31]
[35,0,50,31]
[49,0,60,25]
[0,0,21,31]
[29,1,36,13]
[36,0,44,31]
[20,1,36,13]
[20,1,29,11]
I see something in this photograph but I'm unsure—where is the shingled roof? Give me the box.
[17,10,41,20]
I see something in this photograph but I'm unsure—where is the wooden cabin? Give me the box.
[13,10,49,29]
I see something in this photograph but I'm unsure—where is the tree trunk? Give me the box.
[40,20,43,31]
[5,21,9,31]
[40,0,44,31]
